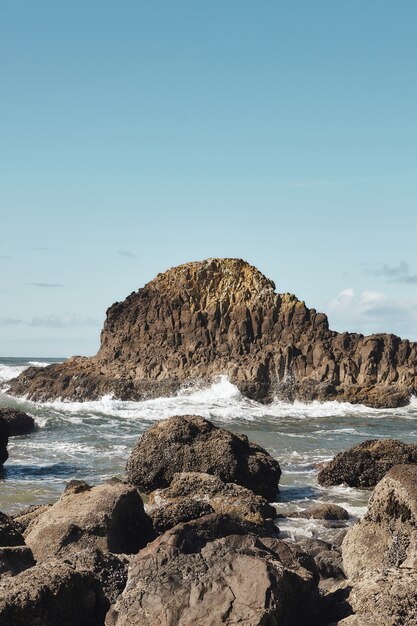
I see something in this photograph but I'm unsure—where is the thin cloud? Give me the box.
[327,288,417,339]
[362,261,417,284]
[25,282,65,288]
[0,317,24,326]
[117,250,136,258]
[0,255,11,259]
[29,314,99,328]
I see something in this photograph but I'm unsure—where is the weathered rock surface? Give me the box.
[340,464,417,625]
[318,439,417,487]
[106,513,320,626]
[25,478,155,560]
[0,560,107,626]
[0,512,25,547]
[148,471,277,532]
[0,546,35,578]
[13,504,51,534]
[126,415,281,501]
[280,503,349,521]
[5,259,417,407]
[342,464,417,579]
[0,417,8,466]
[0,408,35,436]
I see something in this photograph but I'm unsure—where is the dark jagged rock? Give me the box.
[0,546,35,578]
[0,408,35,436]
[0,560,107,626]
[280,503,349,521]
[0,418,8,466]
[148,471,277,531]
[106,514,320,626]
[25,478,155,560]
[126,415,281,501]
[5,259,417,408]
[0,512,25,547]
[318,439,417,487]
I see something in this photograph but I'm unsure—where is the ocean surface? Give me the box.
[1,357,417,540]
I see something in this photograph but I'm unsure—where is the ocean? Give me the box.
[1,356,417,541]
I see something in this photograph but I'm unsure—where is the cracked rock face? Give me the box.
[126,414,281,501]
[106,515,320,626]
[6,258,417,407]
[318,439,417,487]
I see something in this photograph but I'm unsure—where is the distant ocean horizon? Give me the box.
[1,356,417,541]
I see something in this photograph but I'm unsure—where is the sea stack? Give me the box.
[5,258,417,407]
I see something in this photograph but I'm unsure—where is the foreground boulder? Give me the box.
[0,418,8,466]
[0,408,35,436]
[342,464,417,579]
[0,560,107,626]
[106,514,320,626]
[25,478,155,560]
[126,415,281,501]
[318,439,417,487]
[148,471,277,532]
[340,464,417,624]
[6,258,417,408]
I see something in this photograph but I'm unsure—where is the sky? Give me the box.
[1,1,416,357]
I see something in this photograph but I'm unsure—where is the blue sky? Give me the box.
[1,1,416,357]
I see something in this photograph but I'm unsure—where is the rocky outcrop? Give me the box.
[148,471,277,531]
[0,418,8,466]
[126,415,281,501]
[279,503,349,521]
[0,546,35,578]
[0,409,35,436]
[5,258,417,407]
[340,464,417,625]
[106,513,320,626]
[25,478,155,560]
[0,560,107,626]
[318,439,417,487]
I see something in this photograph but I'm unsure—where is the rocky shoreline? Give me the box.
[4,259,417,408]
[2,412,417,624]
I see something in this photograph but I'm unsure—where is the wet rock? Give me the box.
[106,513,320,626]
[0,418,8,466]
[0,512,25,547]
[0,560,107,626]
[127,415,281,501]
[280,503,349,521]
[148,471,277,532]
[0,546,35,578]
[6,259,417,409]
[0,408,35,436]
[318,439,417,487]
[25,478,155,561]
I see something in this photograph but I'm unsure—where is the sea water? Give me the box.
[1,357,417,540]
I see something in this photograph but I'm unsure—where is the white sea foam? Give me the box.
[0,364,27,383]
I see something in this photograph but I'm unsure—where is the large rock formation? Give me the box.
[340,464,417,625]
[0,409,35,437]
[24,478,155,560]
[318,439,417,487]
[126,414,281,501]
[106,514,321,626]
[5,258,417,407]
